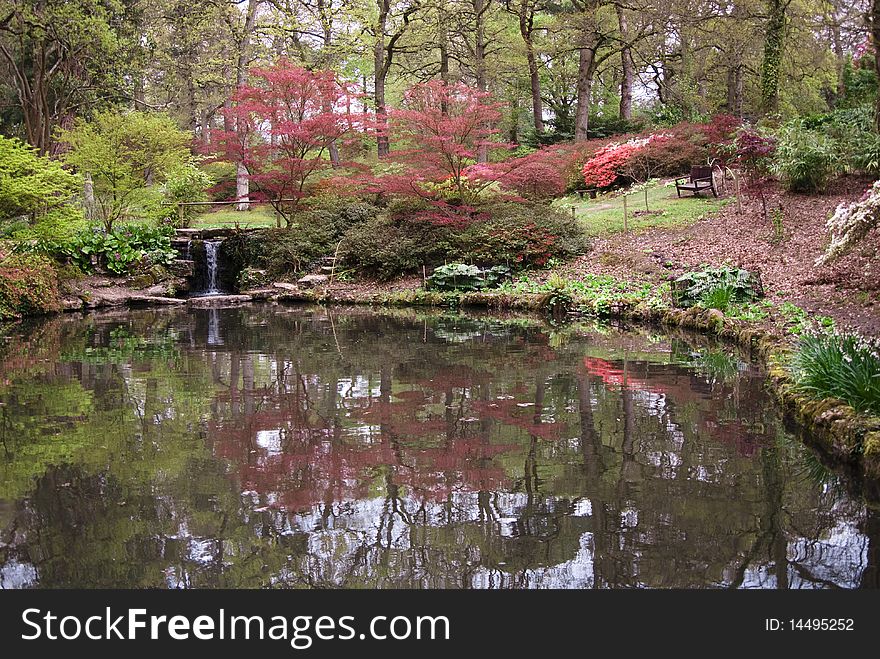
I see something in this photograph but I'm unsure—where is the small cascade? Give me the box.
[204,240,221,295]
[172,228,244,296]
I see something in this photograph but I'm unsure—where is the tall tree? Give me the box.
[0,0,134,154]
[372,0,423,158]
[616,4,633,120]
[506,0,545,135]
[760,0,791,114]
[230,0,262,210]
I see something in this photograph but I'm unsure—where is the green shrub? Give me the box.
[787,106,880,176]
[0,253,60,319]
[338,215,444,281]
[672,266,762,308]
[848,130,880,174]
[454,202,587,267]
[339,200,588,280]
[20,223,176,275]
[772,125,841,193]
[427,263,510,291]
[0,134,82,227]
[261,223,336,275]
[303,197,380,235]
[244,200,382,276]
[161,163,214,227]
[7,205,88,243]
[792,333,880,416]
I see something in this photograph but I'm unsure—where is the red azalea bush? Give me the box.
[579,115,741,188]
[581,141,643,188]
[628,130,702,179]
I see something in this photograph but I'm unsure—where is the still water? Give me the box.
[0,305,876,588]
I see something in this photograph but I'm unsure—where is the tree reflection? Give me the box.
[0,306,873,588]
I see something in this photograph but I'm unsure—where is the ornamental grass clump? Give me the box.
[792,332,880,416]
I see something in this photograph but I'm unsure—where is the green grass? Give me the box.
[191,205,279,229]
[552,182,730,236]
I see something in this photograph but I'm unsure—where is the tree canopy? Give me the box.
[1,0,876,157]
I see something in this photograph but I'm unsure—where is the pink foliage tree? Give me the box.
[211,60,360,227]
[382,80,506,203]
[469,148,567,200]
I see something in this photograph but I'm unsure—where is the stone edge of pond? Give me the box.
[8,284,880,500]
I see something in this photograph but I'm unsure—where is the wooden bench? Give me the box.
[573,188,598,199]
[675,166,718,198]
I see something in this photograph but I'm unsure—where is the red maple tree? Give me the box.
[211,60,361,226]
[366,81,506,205]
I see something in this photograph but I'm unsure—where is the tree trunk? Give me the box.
[726,57,743,116]
[575,39,596,141]
[518,3,544,136]
[760,0,788,115]
[473,0,489,161]
[439,19,450,115]
[830,20,845,100]
[375,41,390,158]
[374,0,391,158]
[83,173,96,222]
[233,0,260,210]
[317,0,340,166]
[617,6,633,120]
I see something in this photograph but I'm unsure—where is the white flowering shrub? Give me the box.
[817,180,880,265]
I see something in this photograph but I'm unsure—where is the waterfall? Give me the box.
[204,240,221,294]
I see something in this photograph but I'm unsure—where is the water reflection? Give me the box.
[0,305,876,588]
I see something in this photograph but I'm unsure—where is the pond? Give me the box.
[0,305,876,589]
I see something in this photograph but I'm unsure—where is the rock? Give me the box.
[175,228,201,239]
[273,282,299,292]
[200,227,248,239]
[238,267,268,289]
[297,274,329,288]
[61,297,84,312]
[242,289,276,301]
[83,295,125,309]
[125,274,155,289]
[187,294,252,308]
[127,295,186,306]
[169,259,194,278]
[705,308,725,325]
[274,291,308,302]
[125,264,169,289]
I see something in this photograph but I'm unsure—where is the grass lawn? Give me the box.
[191,204,279,229]
[553,181,731,236]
